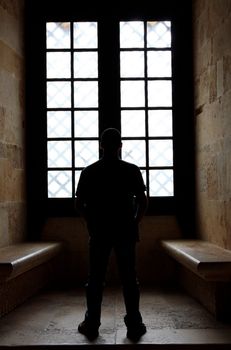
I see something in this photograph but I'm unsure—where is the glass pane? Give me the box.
[122,140,146,167]
[47,52,70,78]
[47,82,71,108]
[147,51,172,77]
[120,51,144,78]
[149,169,174,196]
[148,81,172,107]
[46,22,70,49]
[120,21,144,48]
[121,110,145,137]
[47,141,72,168]
[48,170,72,198]
[149,140,173,166]
[74,52,98,78]
[147,21,171,48]
[121,81,145,107]
[148,110,172,137]
[74,111,98,137]
[74,81,98,108]
[75,141,99,167]
[74,22,98,48]
[47,111,71,138]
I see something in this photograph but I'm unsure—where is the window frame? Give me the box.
[25,1,195,236]
[45,20,175,203]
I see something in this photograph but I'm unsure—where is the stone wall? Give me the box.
[0,0,26,247]
[42,216,182,286]
[193,0,231,249]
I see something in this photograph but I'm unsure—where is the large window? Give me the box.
[46,20,174,200]
[26,0,194,227]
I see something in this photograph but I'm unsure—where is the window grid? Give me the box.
[46,20,174,199]
[120,20,173,197]
[46,22,99,198]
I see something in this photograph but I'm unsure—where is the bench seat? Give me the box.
[160,239,231,320]
[160,239,231,281]
[0,242,62,282]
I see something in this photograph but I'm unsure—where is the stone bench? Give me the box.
[160,239,231,281]
[0,242,62,281]
[160,239,231,321]
[0,242,63,317]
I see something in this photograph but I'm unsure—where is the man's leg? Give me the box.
[80,237,111,331]
[115,239,146,340]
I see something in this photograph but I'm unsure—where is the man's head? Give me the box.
[100,128,122,155]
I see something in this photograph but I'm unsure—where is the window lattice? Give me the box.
[46,20,174,198]
[46,22,99,198]
[120,21,174,196]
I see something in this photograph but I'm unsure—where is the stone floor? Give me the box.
[0,286,231,349]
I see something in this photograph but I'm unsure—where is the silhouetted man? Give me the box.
[75,128,148,340]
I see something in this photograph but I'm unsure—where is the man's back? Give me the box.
[76,157,145,233]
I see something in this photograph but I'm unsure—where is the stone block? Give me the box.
[207,154,219,200]
[212,13,231,63]
[195,70,210,107]
[223,54,231,93]
[0,39,23,79]
[0,1,25,57]
[0,106,6,141]
[0,204,9,248]
[0,0,25,19]
[223,89,231,132]
[0,158,9,201]
[0,71,25,146]
[0,157,26,202]
[217,58,224,97]
[0,258,62,318]
[180,266,231,321]
[209,64,217,103]
[7,202,27,244]
[194,38,212,78]
[207,0,231,37]
[193,0,207,21]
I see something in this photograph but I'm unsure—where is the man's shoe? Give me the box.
[78,320,99,340]
[126,322,147,341]
[124,315,146,341]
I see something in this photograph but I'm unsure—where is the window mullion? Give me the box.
[144,21,150,198]
[98,20,120,135]
[70,21,75,198]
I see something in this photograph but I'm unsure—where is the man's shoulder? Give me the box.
[82,158,140,174]
[119,159,140,171]
[81,159,102,174]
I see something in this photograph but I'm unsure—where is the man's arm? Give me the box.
[75,195,85,217]
[134,191,148,224]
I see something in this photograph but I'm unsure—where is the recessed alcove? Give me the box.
[1,0,231,347]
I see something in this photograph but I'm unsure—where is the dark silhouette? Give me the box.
[75,128,148,341]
